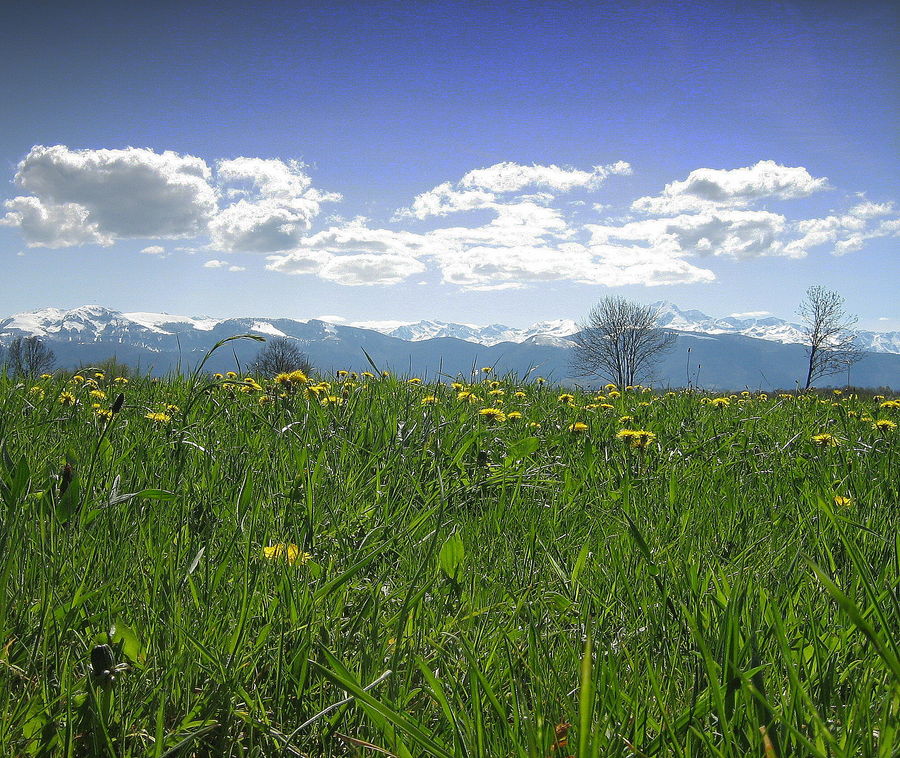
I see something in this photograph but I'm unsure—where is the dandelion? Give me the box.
[40,373,53,380]
[258,395,272,407]
[608,390,621,399]
[337,370,349,378]
[873,419,897,432]
[478,407,506,422]
[58,391,77,406]
[95,408,113,422]
[568,422,589,433]
[833,495,853,508]
[528,421,541,428]
[710,397,730,408]
[481,367,492,374]
[618,415,634,425]
[28,386,45,400]
[362,371,375,379]
[535,377,546,385]
[114,377,129,385]
[557,393,575,405]
[488,389,505,397]
[90,389,107,400]
[381,370,391,378]
[451,382,465,390]
[514,391,527,399]
[262,543,311,565]
[506,411,523,420]
[421,395,439,405]
[71,375,85,384]
[616,429,656,449]
[879,400,900,410]
[213,373,224,379]
[145,412,172,424]
[407,378,422,384]
[321,395,344,406]
[811,433,839,447]
[605,383,617,391]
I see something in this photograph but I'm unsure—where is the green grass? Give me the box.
[1,344,898,756]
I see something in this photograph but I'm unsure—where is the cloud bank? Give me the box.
[3,148,897,289]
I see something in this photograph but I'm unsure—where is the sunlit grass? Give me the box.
[1,341,897,756]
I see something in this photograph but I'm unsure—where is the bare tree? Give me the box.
[798,286,862,389]
[571,297,676,387]
[7,336,56,378]
[250,337,312,377]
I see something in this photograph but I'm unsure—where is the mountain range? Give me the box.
[1,303,898,390]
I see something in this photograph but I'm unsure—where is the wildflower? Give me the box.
[608,390,621,398]
[879,400,900,410]
[478,407,506,422]
[833,495,853,508]
[488,389,505,397]
[226,371,238,378]
[605,383,617,391]
[811,433,839,447]
[321,395,344,406]
[305,385,323,399]
[710,397,730,408]
[421,395,439,405]
[40,373,53,380]
[262,543,311,565]
[58,391,77,406]
[71,375,85,384]
[568,422,589,433]
[527,421,541,428]
[145,412,172,424]
[28,386,45,400]
[337,370,348,378]
[489,380,501,389]
[618,415,634,425]
[258,395,272,407]
[557,393,575,405]
[94,372,105,380]
[833,389,842,396]
[506,411,523,420]
[95,408,113,422]
[213,373,224,379]
[114,377,129,385]
[873,419,897,432]
[407,378,422,384]
[514,391,527,399]
[451,382,465,390]
[481,367,492,374]
[362,371,375,379]
[90,389,107,400]
[381,371,390,378]
[616,429,657,449]
[535,377,546,385]
[457,390,475,402]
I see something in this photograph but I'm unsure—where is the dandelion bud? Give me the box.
[111,393,125,414]
[90,644,116,678]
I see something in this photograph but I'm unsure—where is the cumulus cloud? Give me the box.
[460,160,631,194]
[784,202,899,257]
[203,259,228,268]
[139,245,166,255]
[1,145,218,246]
[208,157,340,252]
[632,160,828,214]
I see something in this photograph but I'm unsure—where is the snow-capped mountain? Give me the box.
[1,302,898,355]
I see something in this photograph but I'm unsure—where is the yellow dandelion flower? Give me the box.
[478,407,506,422]
[40,373,53,380]
[407,377,422,384]
[226,371,238,378]
[114,376,129,384]
[873,419,897,432]
[481,367,493,374]
[878,399,899,410]
[488,389,505,397]
[58,391,77,406]
[833,495,853,508]
[608,390,621,398]
[527,421,541,428]
[337,370,349,378]
[261,543,311,565]
[535,377,546,384]
[557,393,575,405]
[321,395,343,406]
[514,391,527,398]
[421,395,439,405]
[28,386,45,400]
[145,412,171,424]
[811,433,839,447]
[568,422,589,433]
[90,389,107,400]
[95,408,113,422]
[71,375,85,384]
[710,397,730,408]
[506,411,523,420]
[451,382,465,390]
[618,415,634,425]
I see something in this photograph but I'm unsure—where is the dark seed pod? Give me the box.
[60,463,74,496]
[91,644,116,678]
[111,393,125,414]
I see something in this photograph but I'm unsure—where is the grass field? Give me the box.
[1,337,898,757]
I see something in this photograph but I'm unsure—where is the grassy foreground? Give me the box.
[1,341,898,756]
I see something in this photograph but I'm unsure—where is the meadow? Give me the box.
[1,336,898,757]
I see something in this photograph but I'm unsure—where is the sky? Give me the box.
[1,0,898,330]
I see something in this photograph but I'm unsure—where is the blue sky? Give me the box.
[1,0,897,329]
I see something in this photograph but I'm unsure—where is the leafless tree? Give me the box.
[571,297,676,387]
[7,336,56,378]
[798,285,862,389]
[250,337,312,377]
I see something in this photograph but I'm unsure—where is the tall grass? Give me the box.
[0,354,897,756]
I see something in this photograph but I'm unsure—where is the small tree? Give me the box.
[250,337,312,377]
[7,336,56,378]
[571,296,675,387]
[798,286,862,389]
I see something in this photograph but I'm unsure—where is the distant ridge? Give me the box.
[1,303,898,389]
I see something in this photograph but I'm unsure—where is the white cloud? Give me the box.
[395,182,496,220]
[319,253,426,286]
[315,314,346,323]
[208,157,340,252]
[633,160,828,214]
[203,259,228,268]
[784,202,899,257]
[139,245,166,255]
[1,145,218,246]
[460,160,631,194]
[228,265,245,272]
